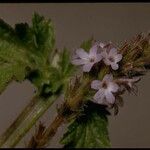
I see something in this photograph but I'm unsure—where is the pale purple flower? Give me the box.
[94,41,106,49]
[98,42,106,48]
[91,74,119,105]
[71,45,102,72]
[101,48,122,70]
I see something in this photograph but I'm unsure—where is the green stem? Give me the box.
[27,76,92,148]
[0,95,58,148]
[0,95,38,146]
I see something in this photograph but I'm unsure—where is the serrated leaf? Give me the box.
[14,13,57,95]
[0,13,60,99]
[0,18,19,43]
[0,17,42,94]
[0,37,33,93]
[0,63,27,92]
[15,23,34,48]
[80,37,93,51]
[60,102,111,148]
[15,13,55,58]
[32,13,55,56]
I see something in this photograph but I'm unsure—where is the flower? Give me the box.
[94,41,106,49]
[98,42,106,48]
[91,74,119,105]
[71,45,102,72]
[101,47,122,70]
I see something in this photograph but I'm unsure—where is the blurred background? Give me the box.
[0,3,150,148]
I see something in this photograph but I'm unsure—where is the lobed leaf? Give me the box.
[0,13,56,94]
[0,38,33,93]
[15,13,55,59]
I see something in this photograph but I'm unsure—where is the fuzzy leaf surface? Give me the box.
[60,102,111,148]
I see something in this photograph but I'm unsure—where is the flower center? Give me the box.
[102,81,108,89]
[109,56,115,62]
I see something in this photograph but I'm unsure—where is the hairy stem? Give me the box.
[43,115,64,145]
[0,95,38,146]
[28,76,92,148]
[0,95,59,148]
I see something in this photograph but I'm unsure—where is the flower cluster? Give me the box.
[72,42,140,106]
[72,42,122,72]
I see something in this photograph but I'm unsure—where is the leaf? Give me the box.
[46,66,63,94]
[15,23,34,48]
[15,12,55,58]
[0,38,33,93]
[0,15,54,94]
[0,13,74,98]
[0,18,34,93]
[43,47,76,95]
[14,13,57,95]
[58,48,76,78]
[60,101,111,148]
[32,13,55,56]
[0,18,18,43]
[80,37,93,51]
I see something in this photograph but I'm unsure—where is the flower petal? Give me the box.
[111,63,119,70]
[103,74,113,82]
[108,82,119,92]
[115,54,122,63]
[99,42,106,48]
[72,54,78,59]
[93,89,105,103]
[109,48,117,56]
[105,91,115,104]
[71,59,85,65]
[103,58,111,66]
[95,54,102,63]
[83,63,94,72]
[89,44,98,57]
[76,48,89,59]
[101,51,107,58]
[91,80,101,90]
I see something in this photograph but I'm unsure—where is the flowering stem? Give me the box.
[27,76,92,148]
[0,95,59,148]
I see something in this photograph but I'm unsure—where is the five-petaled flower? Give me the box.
[91,74,119,105]
[101,47,122,70]
[71,45,102,72]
